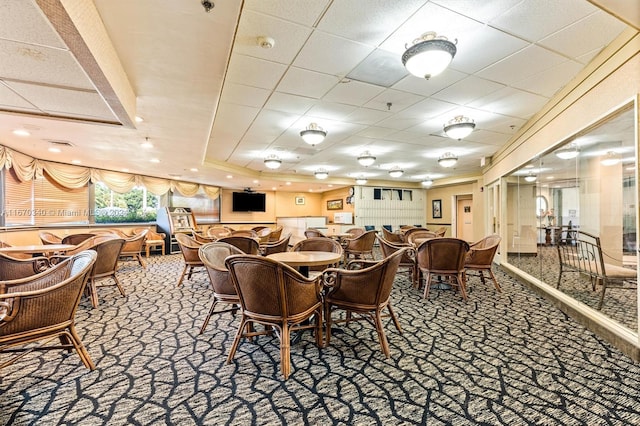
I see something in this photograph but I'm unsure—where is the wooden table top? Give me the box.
[0,244,76,254]
[267,251,342,267]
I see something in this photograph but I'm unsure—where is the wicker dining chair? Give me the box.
[61,233,96,245]
[0,253,50,280]
[291,237,343,275]
[119,229,148,268]
[381,227,403,244]
[85,238,126,308]
[0,250,97,369]
[193,232,217,244]
[230,229,258,238]
[225,254,323,379]
[207,227,232,239]
[39,231,63,245]
[268,226,284,242]
[464,234,502,291]
[416,238,470,301]
[175,233,205,286]
[342,230,377,264]
[217,236,260,255]
[345,227,365,238]
[260,233,292,256]
[376,235,417,287]
[304,228,327,238]
[406,230,438,246]
[322,248,408,358]
[198,242,245,334]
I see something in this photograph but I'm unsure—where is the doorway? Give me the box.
[456,195,473,242]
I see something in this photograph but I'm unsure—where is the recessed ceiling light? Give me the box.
[546,176,554,180]
[135,116,144,123]
[122,168,129,172]
[71,159,82,164]
[48,147,61,153]
[226,175,233,179]
[272,187,277,191]
[150,158,160,163]
[141,137,153,148]
[13,129,30,137]
[253,180,259,184]
[190,168,198,172]
[286,182,291,185]
[328,184,333,187]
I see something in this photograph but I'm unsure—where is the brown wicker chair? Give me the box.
[268,226,284,242]
[260,233,292,256]
[464,234,502,292]
[322,248,408,358]
[134,227,166,258]
[39,231,63,245]
[255,227,273,244]
[0,242,31,260]
[345,227,365,238]
[225,254,323,379]
[0,253,50,280]
[217,236,260,255]
[207,227,232,238]
[376,235,417,287]
[434,227,447,238]
[119,229,148,268]
[86,238,126,308]
[406,230,438,246]
[342,230,377,264]
[251,225,269,232]
[193,232,217,244]
[381,227,403,244]
[0,250,97,369]
[292,237,343,275]
[416,238,470,301]
[61,233,96,245]
[198,242,245,334]
[175,233,205,286]
[230,229,258,238]
[304,228,327,238]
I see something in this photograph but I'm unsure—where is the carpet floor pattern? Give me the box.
[1,254,639,425]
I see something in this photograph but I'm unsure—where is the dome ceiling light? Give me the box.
[355,176,368,185]
[600,151,620,166]
[443,115,475,140]
[300,123,327,145]
[555,143,579,160]
[264,154,282,169]
[421,178,433,187]
[314,168,329,179]
[388,167,404,178]
[402,31,457,80]
[438,152,458,168]
[524,173,537,182]
[357,151,376,167]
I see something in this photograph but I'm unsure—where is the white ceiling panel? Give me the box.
[323,80,385,106]
[0,83,38,110]
[430,0,524,24]
[511,60,585,98]
[220,83,271,108]
[264,92,316,115]
[476,44,568,87]
[0,0,66,48]
[489,0,597,42]
[392,68,468,97]
[431,76,506,105]
[305,101,358,121]
[356,126,398,139]
[234,10,312,65]
[539,10,627,59]
[244,109,301,140]
[469,87,549,119]
[398,98,458,120]
[226,54,287,89]
[245,0,330,27]
[363,89,424,113]
[276,67,339,99]
[293,32,374,76]
[344,108,391,125]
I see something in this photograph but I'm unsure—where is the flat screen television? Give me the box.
[232,191,266,212]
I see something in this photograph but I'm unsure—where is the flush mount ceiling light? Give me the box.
[13,129,30,137]
[524,173,537,182]
[600,151,620,166]
[388,167,404,178]
[357,151,376,167]
[264,154,282,169]
[141,137,153,148]
[443,115,475,140]
[355,176,368,185]
[421,178,433,187]
[555,143,579,160]
[438,152,458,168]
[314,168,329,179]
[402,31,457,80]
[300,123,327,145]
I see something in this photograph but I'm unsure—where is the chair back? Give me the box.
[434,227,447,238]
[381,227,403,243]
[268,226,284,242]
[39,231,62,245]
[226,255,321,320]
[304,228,327,238]
[465,234,501,267]
[91,238,126,277]
[193,232,217,244]
[230,229,258,238]
[121,229,148,254]
[345,227,365,238]
[256,227,273,243]
[207,227,232,238]
[344,230,377,252]
[218,236,260,255]
[61,233,95,245]
[406,230,437,245]
[64,234,119,255]
[376,235,413,262]
[417,238,469,274]
[292,237,343,254]
[261,233,292,256]
[176,233,203,263]
[0,253,50,280]
[199,242,244,297]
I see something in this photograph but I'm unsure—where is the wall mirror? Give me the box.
[505,103,637,332]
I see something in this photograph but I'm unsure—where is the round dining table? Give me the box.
[0,244,76,256]
[267,250,342,277]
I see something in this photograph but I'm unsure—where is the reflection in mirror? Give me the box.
[505,104,637,331]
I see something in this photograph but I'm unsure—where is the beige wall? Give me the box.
[219,189,325,223]
[425,180,484,241]
[321,187,354,223]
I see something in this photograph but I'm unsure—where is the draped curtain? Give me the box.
[0,144,219,199]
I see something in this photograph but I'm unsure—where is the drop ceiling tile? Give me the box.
[346,49,409,87]
[277,67,339,98]
[357,126,398,139]
[344,108,391,125]
[392,68,468,97]
[245,109,301,141]
[489,0,596,42]
[234,10,312,65]
[431,76,505,105]
[317,0,425,46]
[210,103,261,148]
[220,83,271,108]
[468,87,549,119]
[305,101,358,121]
[0,1,66,48]
[576,47,602,65]
[511,60,584,98]
[464,129,511,146]
[0,40,95,90]
[398,98,458,120]
[430,0,524,23]
[264,92,316,115]
[539,11,627,59]
[245,0,330,26]
[5,82,116,121]
[363,89,423,113]
[0,83,38,110]
[323,80,385,106]
[293,32,374,76]
[476,44,568,87]
[226,54,287,90]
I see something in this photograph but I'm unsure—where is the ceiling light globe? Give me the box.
[443,116,475,140]
[314,169,329,179]
[600,151,620,166]
[355,178,367,185]
[357,151,376,167]
[300,123,327,145]
[264,155,282,169]
[421,179,433,187]
[402,33,456,80]
[438,152,458,168]
[388,168,404,178]
[524,174,537,182]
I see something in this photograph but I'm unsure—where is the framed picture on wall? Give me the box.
[327,199,343,210]
[432,199,442,218]
[295,196,305,205]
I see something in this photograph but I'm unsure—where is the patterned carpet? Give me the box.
[2,253,639,425]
